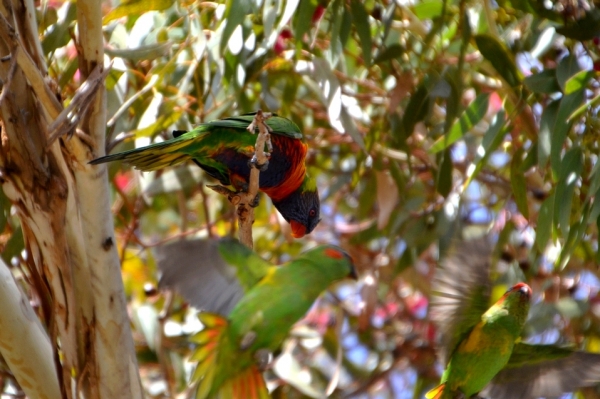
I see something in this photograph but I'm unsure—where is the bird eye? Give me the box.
[309,209,316,217]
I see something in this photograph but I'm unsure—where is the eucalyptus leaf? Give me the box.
[430,93,490,153]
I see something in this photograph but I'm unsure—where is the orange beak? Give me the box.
[290,220,307,238]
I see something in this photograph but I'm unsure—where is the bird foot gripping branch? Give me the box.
[235,111,272,248]
[204,111,273,248]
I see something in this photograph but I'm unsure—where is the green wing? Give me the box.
[88,127,209,170]
[430,237,494,362]
[217,238,271,292]
[190,245,355,399]
[483,342,600,399]
[156,238,271,315]
[197,113,303,140]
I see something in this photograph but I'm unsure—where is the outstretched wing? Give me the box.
[483,342,600,399]
[430,237,494,362]
[156,238,271,315]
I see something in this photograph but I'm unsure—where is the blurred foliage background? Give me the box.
[3,0,600,397]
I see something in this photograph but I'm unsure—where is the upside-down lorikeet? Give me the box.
[427,238,600,399]
[154,238,357,398]
[90,114,320,237]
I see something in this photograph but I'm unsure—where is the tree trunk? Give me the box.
[0,0,142,397]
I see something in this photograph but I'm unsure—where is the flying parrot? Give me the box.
[90,113,320,238]
[154,238,357,398]
[427,237,600,399]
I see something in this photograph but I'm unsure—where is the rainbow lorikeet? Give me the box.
[428,238,600,399]
[90,114,319,238]
[154,238,357,398]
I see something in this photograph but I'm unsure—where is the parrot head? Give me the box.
[495,282,531,324]
[273,177,320,238]
[323,247,359,280]
[307,245,358,281]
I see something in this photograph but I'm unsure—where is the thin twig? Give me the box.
[237,110,271,248]
[107,74,158,129]
[46,62,112,147]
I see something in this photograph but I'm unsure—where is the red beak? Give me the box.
[290,220,307,238]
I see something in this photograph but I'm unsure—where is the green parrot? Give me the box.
[427,237,600,399]
[90,114,320,238]
[154,238,357,398]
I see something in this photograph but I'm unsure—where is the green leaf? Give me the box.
[402,85,429,135]
[556,9,600,41]
[219,0,251,52]
[436,149,452,197]
[550,90,585,175]
[395,246,415,275]
[42,2,77,55]
[103,0,173,24]
[590,185,600,222]
[553,147,583,236]
[58,58,79,90]
[329,0,344,64]
[374,44,404,64]
[292,0,317,42]
[568,90,600,122]
[521,142,538,171]
[339,5,353,53]
[464,110,506,187]
[523,69,561,94]
[558,204,589,269]
[413,0,443,19]
[538,99,559,168]
[135,111,183,138]
[556,55,581,92]
[510,148,529,218]
[430,93,490,153]
[350,0,372,67]
[535,193,554,252]
[564,69,595,95]
[105,42,172,61]
[475,34,521,87]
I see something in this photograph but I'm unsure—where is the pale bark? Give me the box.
[74,0,144,397]
[0,257,60,399]
[0,0,142,398]
[0,40,78,398]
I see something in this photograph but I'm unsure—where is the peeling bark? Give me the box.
[0,257,60,399]
[0,0,142,398]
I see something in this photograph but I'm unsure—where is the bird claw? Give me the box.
[254,348,273,371]
[249,155,269,172]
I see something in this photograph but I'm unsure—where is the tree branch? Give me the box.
[237,110,272,248]
[207,110,272,248]
[0,257,61,399]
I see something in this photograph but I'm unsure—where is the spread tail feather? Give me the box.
[191,313,270,399]
[425,383,445,399]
